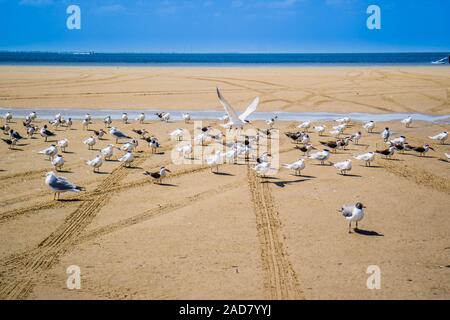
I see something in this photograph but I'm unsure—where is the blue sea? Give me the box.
[0,52,448,66]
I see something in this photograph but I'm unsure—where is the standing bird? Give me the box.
[101,144,115,160]
[156,112,171,123]
[354,152,375,167]
[313,125,326,136]
[40,125,55,142]
[136,112,145,124]
[110,127,131,143]
[376,146,395,159]
[445,153,450,162]
[401,116,413,128]
[93,129,107,140]
[122,113,129,124]
[26,125,37,138]
[177,144,193,159]
[39,145,58,160]
[118,151,134,167]
[309,149,331,165]
[9,130,24,141]
[206,151,222,173]
[28,111,37,121]
[1,138,17,149]
[297,121,311,132]
[51,154,65,172]
[411,144,435,157]
[45,172,84,200]
[334,159,352,175]
[252,160,271,179]
[104,115,112,128]
[340,203,366,233]
[295,144,315,156]
[266,116,278,129]
[351,131,362,145]
[170,128,185,141]
[1,123,11,134]
[86,155,103,173]
[4,112,12,123]
[144,167,172,184]
[147,137,160,154]
[132,129,148,139]
[381,128,391,142]
[58,139,69,152]
[363,121,375,133]
[320,140,339,153]
[283,158,306,176]
[335,117,351,125]
[182,113,191,123]
[82,118,90,130]
[66,118,73,130]
[83,136,96,150]
[429,131,448,145]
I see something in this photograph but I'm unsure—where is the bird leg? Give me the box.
[348,222,352,233]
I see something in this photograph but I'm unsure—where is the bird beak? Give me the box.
[166,169,172,173]
[363,206,367,208]
[430,147,435,151]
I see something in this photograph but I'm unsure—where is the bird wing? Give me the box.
[341,206,353,217]
[216,88,241,124]
[51,177,77,191]
[238,96,259,122]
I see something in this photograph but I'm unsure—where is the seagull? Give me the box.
[26,125,37,138]
[93,129,106,139]
[144,167,172,184]
[83,136,96,150]
[401,116,413,128]
[333,123,347,132]
[132,129,148,139]
[1,138,17,149]
[363,121,375,133]
[82,118,90,130]
[182,113,191,123]
[411,144,435,157]
[156,112,171,122]
[122,113,129,124]
[381,128,391,142]
[376,146,395,159]
[51,154,65,171]
[66,118,73,130]
[300,134,311,145]
[295,144,315,156]
[340,202,366,233]
[84,113,92,122]
[101,144,115,160]
[351,131,362,145]
[54,113,62,122]
[329,129,343,137]
[45,171,84,200]
[216,88,259,130]
[177,144,193,159]
[120,140,138,153]
[338,137,353,150]
[335,117,351,125]
[354,152,375,166]
[309,149,331,165]
[390,136,406,145]
[429,131,448,144]
[58,139,69,152]
[136,112,145,124]
[297,121,311,132]
[104,115,112,128]
[252,160,271,179]
[224,147,238,164]
[118,151,134,167]
[4,112,12,123]
[334,159,352,175]
[206,150,222,173]
[170,128,185,141]
[283,158,306,176]
[195,132,210,146]
[1,123,11,134]
[147,137,160,153]
[86,155,103,173]
[9,130,24,140]
[39,145,58,160]
[266,116,278,129]
[320,140,339,153]
[40,125,55,142]
[110,127,131,143]
[313,125,326,136]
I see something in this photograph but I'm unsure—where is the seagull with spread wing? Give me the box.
[216,88,259,130]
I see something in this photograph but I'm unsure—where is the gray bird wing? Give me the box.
[50,177,77,191]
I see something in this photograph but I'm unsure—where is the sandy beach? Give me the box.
[0,66,449,300]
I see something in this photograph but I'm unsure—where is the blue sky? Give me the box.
[0,0,449,52]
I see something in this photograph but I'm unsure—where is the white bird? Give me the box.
[148,137,160,153]
[27,125,37,137]
[283,158,306,176]
[136,113,145,124]
[118,151,134,167]
[354,152,375,167]
[334,159,352,175]
[300,134,311,145]
[39,125,56,142]
[83,136,96,150]
[206,150,222,173]
[29,111,37,121]
[445,153,450,162]
[363,121,375,133]
[313,125,326,136]
[252,161,271,178]
[182,113,191,123]
[401,116,413,128]
[84,113,92,122]
[110,127,131,143]
[220,114,230,123]
[266,116,278,128]
[329,129,342,137]
[340,203,365,233]
[51,154,65,171]
[156,112,171,122]
[66,118,73,130]
[4,112,12,123]
[122,113,129,124]
[39,145,58,160]
[195,132,210,146]
[381,127,391,142]
[45,172,84,200]
[104,115,112,128]
[120,141,136,153]
[335,117,351,125]
[216,88,259,130]
[177,144,193,159]
[170,128,185,141]
[101,144,115,160]
[333,123,347,132]
[429,131,448,144]
[58,139,69,152]
[224,147,238,164]
[297,121,311,132]
[86,155,103,173]
[144,167,172,184]
[351,131,362,144]
[54,113,62,121]
[309,149,331,165]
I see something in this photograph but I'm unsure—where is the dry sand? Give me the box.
[0,66,449,300]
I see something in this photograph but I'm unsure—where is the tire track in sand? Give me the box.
[246,167,303,300]
[0,154,148,299]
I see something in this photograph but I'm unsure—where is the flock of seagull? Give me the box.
[1,88,449,232]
